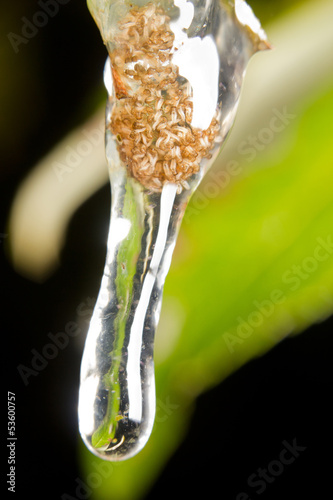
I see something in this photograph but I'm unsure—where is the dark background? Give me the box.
[1,1,332,499]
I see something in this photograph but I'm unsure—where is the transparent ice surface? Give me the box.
[79,0,269,460]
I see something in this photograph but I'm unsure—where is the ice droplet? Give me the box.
[79,0,269,460]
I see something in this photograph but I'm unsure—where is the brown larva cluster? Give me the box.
[109,2,221,192]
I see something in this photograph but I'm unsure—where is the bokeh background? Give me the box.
[1,0,333,499]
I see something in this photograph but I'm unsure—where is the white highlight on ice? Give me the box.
[126,183,177,422]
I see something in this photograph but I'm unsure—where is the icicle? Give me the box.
[79,0,269,460]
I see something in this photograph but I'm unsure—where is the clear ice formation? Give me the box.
[79,0,269,461]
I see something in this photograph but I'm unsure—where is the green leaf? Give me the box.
[91,179,143,449]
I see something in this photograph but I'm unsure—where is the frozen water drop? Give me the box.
[79,0,269,461]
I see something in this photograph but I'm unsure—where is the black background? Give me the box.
[1,1,332,499]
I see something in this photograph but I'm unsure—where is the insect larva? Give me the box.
[133,154,145,161]
[111,67,129,99]
[181,180,190,190]
[155,136,165,149]
[170,108,177,124]
[156,122,167,131]
[163,161,172,178]
[174,146,182,160]
[152,177,162,188]
[156,98,163,111]
[170,159,177,174]
[177,107,185,122]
